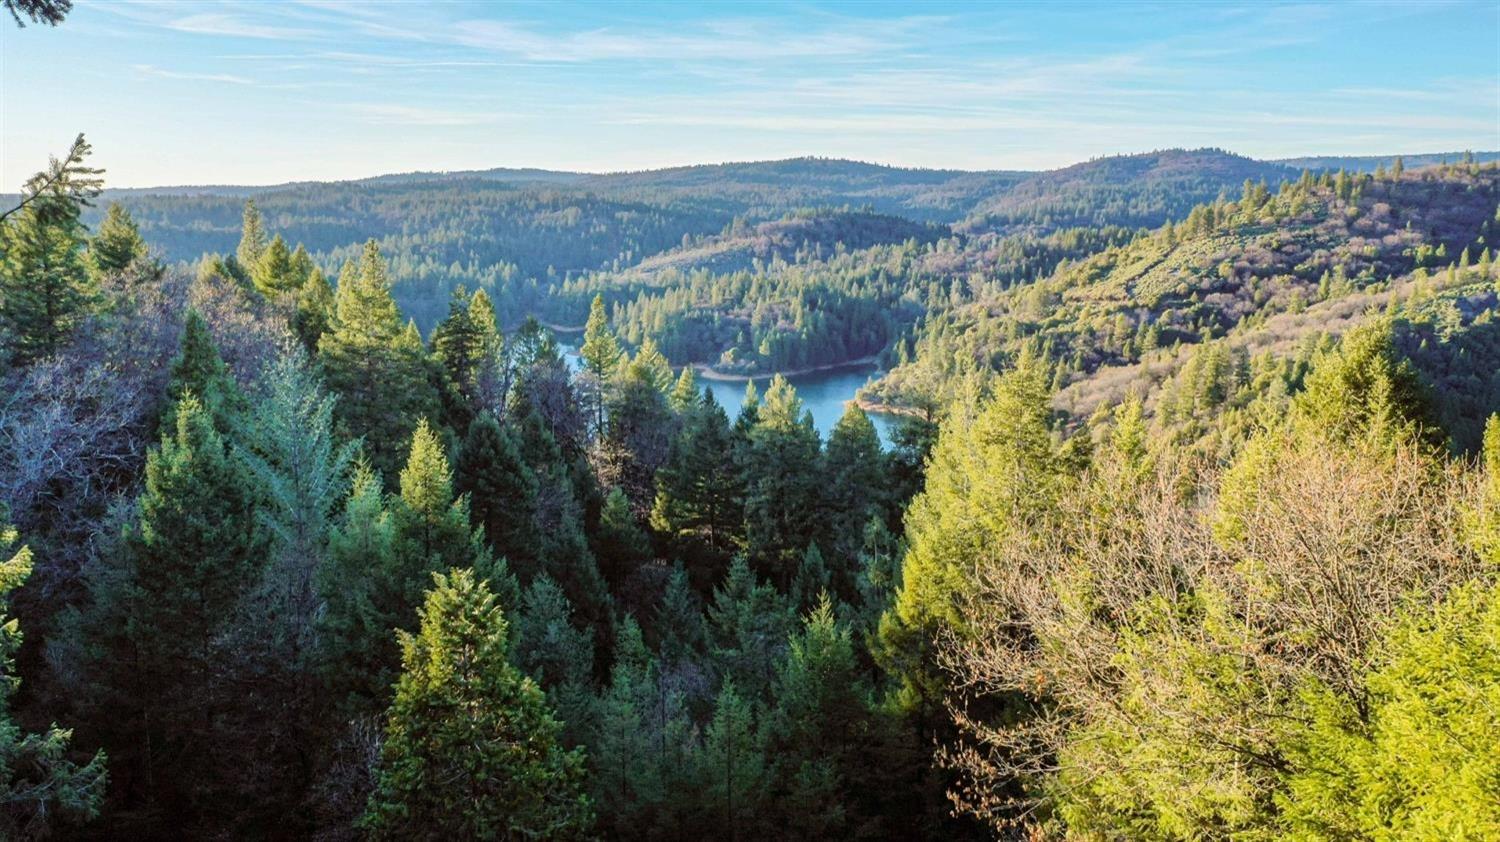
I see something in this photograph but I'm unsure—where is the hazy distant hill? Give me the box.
[67,148,1497,339]
[1274,151,1500,172]
[961,148,1299,234]
[620,209,942,280]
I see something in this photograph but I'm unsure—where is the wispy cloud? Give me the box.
[348,104,506,127]
[132,64,255,85]
[164,12,316,41]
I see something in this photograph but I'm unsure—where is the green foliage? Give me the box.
[71,395,263,818]
[580,294,623,379]
[0,517,106,839]
[881,354,1065,706]
[89,201,147,277]
[362,568,593,839]
[513,575,596,747]
[1292,319,1440,450]
[596,487,650,585]
[318,241,439,480]
[250,234,300,297]
[236,200,268,273]
[317,461,396,713]
[651,390,744,580]
[764,596,875,838]
[165,308,244,432]
[0,165,95,364]
[431,285,500,431]
[821,403,887,589]
[455,413,541,573]
[743,376,822,584]
[709,557,793,702]
[1280,581,1500,841]
[696,681,765,838]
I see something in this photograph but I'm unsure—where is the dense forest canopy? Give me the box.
[1,9,1498,834]
[2,128,1496,838]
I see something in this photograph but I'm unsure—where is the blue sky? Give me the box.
[2,0,1496,187]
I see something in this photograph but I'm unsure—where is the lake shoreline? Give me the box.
[692,355,881,383]
[854,396,929,420]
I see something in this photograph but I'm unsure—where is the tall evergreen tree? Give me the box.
[431,286,500,433]
[251,233,299,298]
[236,200,268,274]
[880,354,1065,710]
[821,404,887,593]
[88,201,146,277]
[742,376,822,586]
[318,241,438,481]
[765,596,871,839]
[165,309,243,432]
[316,462,396,714]
[362,568,593,840]
[74,395,264,819]
[0,161,95,364]
[579,293,623,434]
[651,390,745,582]
[386,419,486,617]
[697,681,765,842]
[595,486,651,586]
[513,575,596,747]
[708,557,793,702]
[455,413,542,575]
[290,248,334,352]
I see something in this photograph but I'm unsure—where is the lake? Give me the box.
[555,338,897,446]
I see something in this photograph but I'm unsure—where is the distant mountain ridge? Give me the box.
[1273,151,1500,171]
[92,148,1500,199]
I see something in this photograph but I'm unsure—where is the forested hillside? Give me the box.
[869,160,1500,442]
[4,126,1498,839]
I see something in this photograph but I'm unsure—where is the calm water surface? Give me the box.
[556,338,897,446]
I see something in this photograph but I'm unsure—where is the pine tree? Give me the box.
[88,201,146,277]
[742,376,822,586]
[431,286,500,432]
[633,337,673,394]
[590,619,657,833]
[251,234,298,298]
[821,403,886,591]
[513,575,596,747]
[316,461,396,714]
[236,344,356,657]
[580,294,623,435]
[651,390,744,579]
[387,420,485,613]
[697,681,765,842]
[880,353,1065,709]
[790,543,831,616]
[765,596,871,838]
[669,367,699,413]
[709,557,793,702]
[236,200,268,273]
[290,248,333,351]
[79,394,264,816]
[603,360,675,508]
[579,294,623,381]
[0,515,107,838]
[455,413,541,575]
[318,241,438,481]
[653,563,709,665]
[362,569,593,839]
[0,175,95,364]
[165,309,243,432]
[1291,319,1439,450]
[595,486,650,586]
